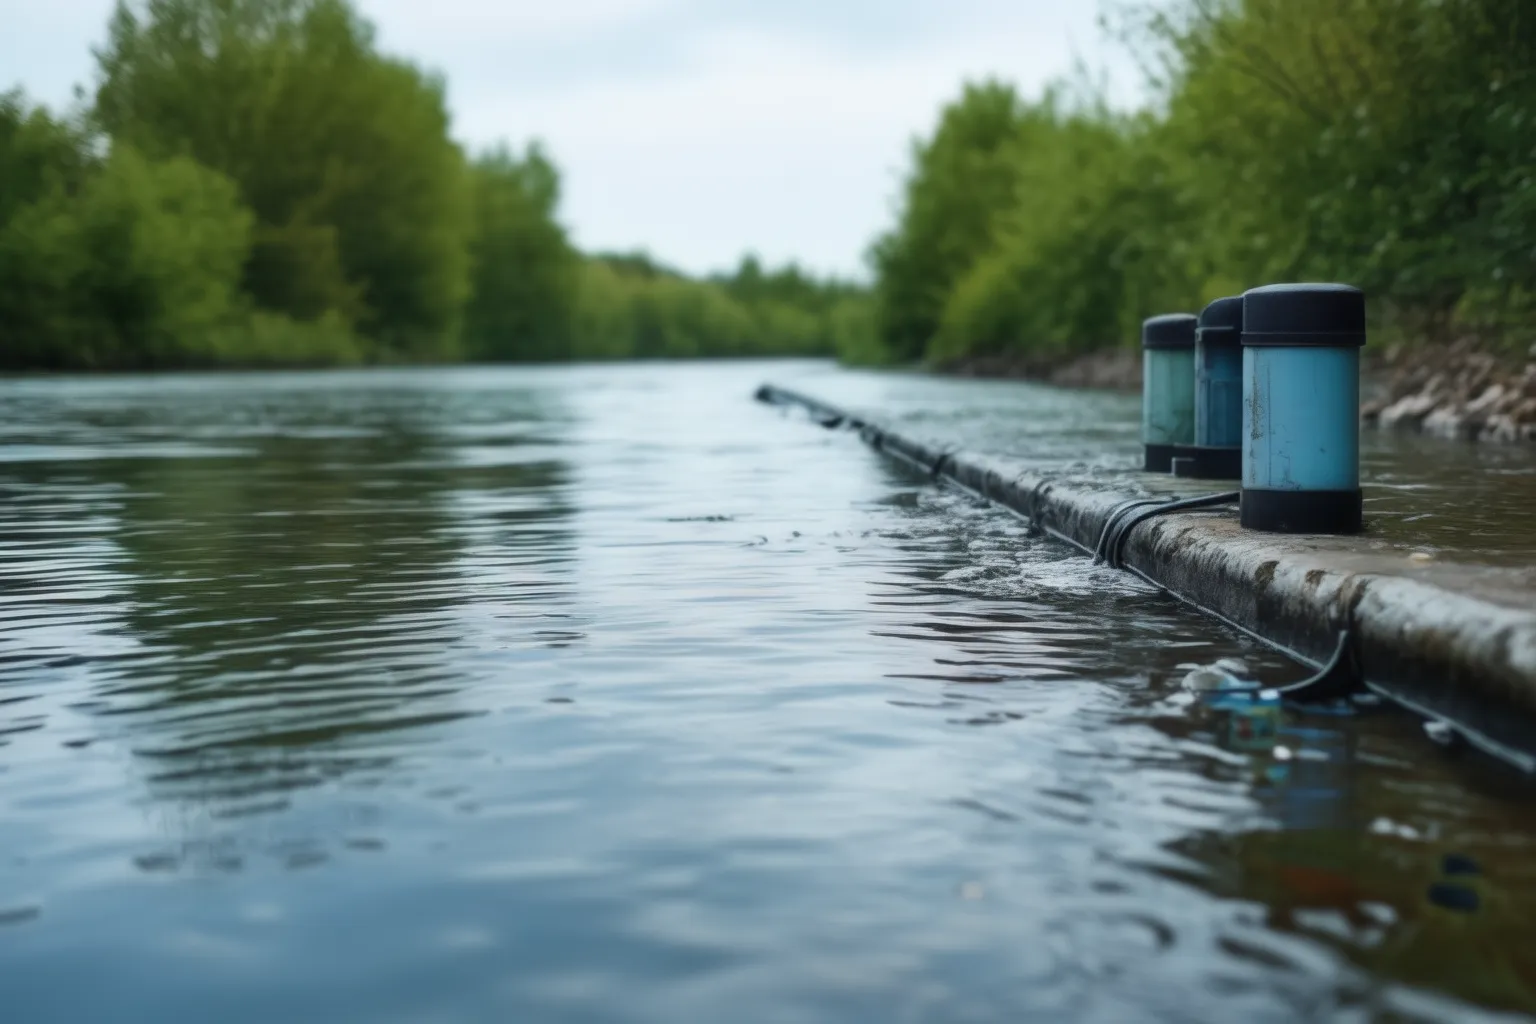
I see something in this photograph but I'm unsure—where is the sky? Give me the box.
[2,0,1143,280]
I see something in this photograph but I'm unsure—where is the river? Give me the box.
[2,360,1534,1022]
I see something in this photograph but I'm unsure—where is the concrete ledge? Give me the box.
[757,383,1536,770]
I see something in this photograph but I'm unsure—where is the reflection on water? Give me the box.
[1,361,1534,1022]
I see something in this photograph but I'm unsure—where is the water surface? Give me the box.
[2,361,1534,1022]
[797,367,1536,566]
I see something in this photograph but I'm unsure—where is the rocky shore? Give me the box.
[1364,340,1536,442]
[942,340,1536,444]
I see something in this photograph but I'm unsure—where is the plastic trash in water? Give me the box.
[1182,667,1244,691]
[1179,660,1285,751]
[1205,688,1283,751]
[1181,656,1255,692]
[1428,853,1483,914]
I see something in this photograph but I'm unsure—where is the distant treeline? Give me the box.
[0,0,868,370]
[855,0,1536,367]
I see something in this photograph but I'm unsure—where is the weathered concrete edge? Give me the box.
[758,383,1536,769]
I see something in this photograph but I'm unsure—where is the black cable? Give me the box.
[1091,498,1170,563]
[758,383,1536,774]
[1201,630,1363,704]
[1096,492,1239,569]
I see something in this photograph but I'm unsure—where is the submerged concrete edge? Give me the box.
[757,383,1536,770]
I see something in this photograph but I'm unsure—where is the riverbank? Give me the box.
[936,347,1141,391]
[758,381,1536,773]
[1365,339,1536,442]
[939,340,1536,443]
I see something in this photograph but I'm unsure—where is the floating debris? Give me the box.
[1181,658,1256,692]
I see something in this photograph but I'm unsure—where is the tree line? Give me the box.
[0,0,866,371]
[857,0,1536,366]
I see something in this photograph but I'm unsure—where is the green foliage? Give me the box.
[932,103,1212,362]
[200,309,364,366]
[0,142,252,369]
[1145,0,1536,343]
[462,144,579,362]
[868,0,1536,366]
[0,91,92,229]
[827,294,881,365]
[870,80,1033,362]
[568,253,849,361]
[95,0,472,357]
[1,0,868,371]
[18,0,1530,374]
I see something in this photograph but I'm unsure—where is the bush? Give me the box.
[865,0,1536,366]
[0,145,252,369]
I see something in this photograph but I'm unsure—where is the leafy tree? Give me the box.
[94,0,471,357]
[0,144,252,369]
[1135,0,1536,341]
[869,80,1034,362]
[566,251,849,361]
[933,102,1210,363]
[462,144,578,361]
[3,0,868,372]
[0,91,92,230]
[868,0,1536,366]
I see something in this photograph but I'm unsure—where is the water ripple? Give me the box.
[1,363,1534,1022]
